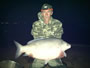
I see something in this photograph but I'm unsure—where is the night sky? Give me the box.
[0,0,89,48]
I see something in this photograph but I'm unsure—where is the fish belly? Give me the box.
[30,45,64,60]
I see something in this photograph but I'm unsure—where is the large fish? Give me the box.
[14,38,71,63]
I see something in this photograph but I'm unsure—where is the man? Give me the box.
[30,3,65,68]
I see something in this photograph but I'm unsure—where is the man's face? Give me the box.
[41,9,53,20]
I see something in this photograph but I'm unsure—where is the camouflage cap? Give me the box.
[41,3,53,11]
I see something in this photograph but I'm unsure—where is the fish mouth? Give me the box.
[66,44,71,50]
[68,44,71,49]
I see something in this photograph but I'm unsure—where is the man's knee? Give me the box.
[30,59,45,68]
[48,59,63,67]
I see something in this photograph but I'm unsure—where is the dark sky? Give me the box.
[0,0,89,47]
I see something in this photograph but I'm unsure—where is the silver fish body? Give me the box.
[14,38,71,62]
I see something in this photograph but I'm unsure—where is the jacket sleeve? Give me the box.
[31,21,44,39]
[53,20,64,39]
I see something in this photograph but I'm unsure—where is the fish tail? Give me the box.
[14,41,23,58]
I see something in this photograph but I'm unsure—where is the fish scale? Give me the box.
[14,38,71,64]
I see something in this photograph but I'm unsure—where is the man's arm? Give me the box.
[53,20,64,39]
[31,21,44,39]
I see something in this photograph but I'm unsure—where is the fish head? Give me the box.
[60,41,71,51]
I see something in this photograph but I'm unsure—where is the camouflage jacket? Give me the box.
[31,12,64,39]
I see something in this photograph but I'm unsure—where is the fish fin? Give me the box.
[59,59,63,64]
[14,41,23,58]
[27,38,44,44]
[64,52,67,57]
[23,54,27,56]
[45,60,49,64]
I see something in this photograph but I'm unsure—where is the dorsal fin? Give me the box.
[27,38,44,44]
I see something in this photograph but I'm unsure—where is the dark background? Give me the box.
[0,0,90,68]
[0,0,89,48]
